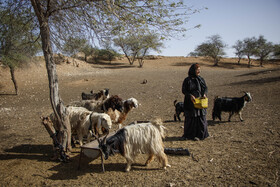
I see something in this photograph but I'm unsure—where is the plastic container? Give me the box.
[193,97,208,109]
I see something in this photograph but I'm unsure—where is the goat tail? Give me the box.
[151,118,166,139]
[173,100,177,106]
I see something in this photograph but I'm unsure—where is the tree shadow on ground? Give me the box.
[0,93,17,96]
[88,60,136,69]
[235,68,280,77]
[230,76,280,86]
[1,144,54,162]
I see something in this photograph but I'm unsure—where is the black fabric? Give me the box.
[183,115,209,140]
[181,64,209,140]
[182,76,208,117]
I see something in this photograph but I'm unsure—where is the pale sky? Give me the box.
[158,0,280,57]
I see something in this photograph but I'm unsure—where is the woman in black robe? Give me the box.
[181,63,209,141]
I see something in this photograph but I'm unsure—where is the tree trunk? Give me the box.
[260,57,264,67]
[138,58,144,67]
[213,58,219,66]
[237,57,241,65]
[31,0,72,160]
[9,66,18,95]
[247,55,251,67]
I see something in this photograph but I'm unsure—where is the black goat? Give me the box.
[212,92,252,122]
[173,100,184,122]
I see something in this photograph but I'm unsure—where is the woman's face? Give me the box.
[196,67,201,76]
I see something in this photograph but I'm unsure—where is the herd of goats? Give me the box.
[41,88,252,172]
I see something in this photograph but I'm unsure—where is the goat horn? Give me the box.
[92,133,101,144]
[102,132,109,144]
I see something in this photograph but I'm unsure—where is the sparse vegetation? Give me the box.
[191,34,227,66]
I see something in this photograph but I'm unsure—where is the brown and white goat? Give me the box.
[96,118,170,172]
[106,98,138,128]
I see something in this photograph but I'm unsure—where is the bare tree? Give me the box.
[0,1,40,95]
[193,34,226,66]
[136,33,164,67]
[113,35,140,65]
[242,37,257,67]
[232,40,244,65]
[255,35,274,67]
[114,32,163,67]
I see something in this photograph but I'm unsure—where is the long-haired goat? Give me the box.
[48,106,112,146]
[95,118,170,172]
[212,92,252,122]
[81,88,109,101]
[106,98,138,128]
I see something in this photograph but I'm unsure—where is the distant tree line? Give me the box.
[189,34,280,67]
[61,31,164,68]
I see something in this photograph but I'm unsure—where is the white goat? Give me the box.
[49,106,112,146]
[96,118,170,172]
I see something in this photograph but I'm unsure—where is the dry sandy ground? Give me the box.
[0,57,279,186]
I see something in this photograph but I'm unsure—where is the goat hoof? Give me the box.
[163,165,171,170]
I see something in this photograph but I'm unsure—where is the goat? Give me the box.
[71,95,124,113]
[48,106,112,146]
[173,100,184,122]
[81,88,109,101]
[95,118,170,172]
[88,112,112,139]
[212,92,252,122]
[106,98,139,128]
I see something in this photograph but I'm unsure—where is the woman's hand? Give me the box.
[190,94,195,102]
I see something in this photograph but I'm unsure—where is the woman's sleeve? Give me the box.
[202,77,208,95]
[182,78,190,96]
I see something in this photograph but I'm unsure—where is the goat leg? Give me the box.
[239,112,244,122]
[178,114,181,122]
[145,154,154,166]
[228,112,234,122]
[125,158,133,172]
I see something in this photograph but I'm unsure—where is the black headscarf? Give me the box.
[188,64,197,77]
[188,63,207,96]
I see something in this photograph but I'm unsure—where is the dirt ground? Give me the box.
[0,56,279,186]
